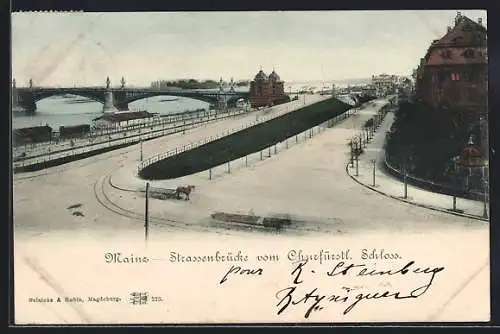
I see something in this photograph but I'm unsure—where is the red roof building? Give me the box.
[249,69,289,108]
[414,12,487,114]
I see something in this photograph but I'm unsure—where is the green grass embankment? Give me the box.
[139,97,362,180]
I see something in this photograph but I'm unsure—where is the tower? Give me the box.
[120,76,126,89]
[229,77,235,93]
[217,77,227,110]
[12,78,19,110]
[218,77,224,92]
[103,77,117,113]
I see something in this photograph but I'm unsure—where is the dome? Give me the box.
[254,69,268,81]
[269,70,281,81]
[463,146,482,157]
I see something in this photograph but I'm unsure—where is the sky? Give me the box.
[11,10,487,87]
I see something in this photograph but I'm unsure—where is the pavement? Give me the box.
[346,110,489,221]
[13,95,488,241]
[13,94,329,238]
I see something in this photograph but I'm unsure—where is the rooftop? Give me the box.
[431,13,487,49]
[93,111,156,123]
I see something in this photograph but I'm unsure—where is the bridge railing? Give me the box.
[137,95,332,173]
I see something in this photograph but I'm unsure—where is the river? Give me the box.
[12,95,213,130]
[11,83,348,131]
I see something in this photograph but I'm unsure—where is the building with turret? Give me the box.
[249,68,289,108]
[413,11,488,190]
[414,12,487,115]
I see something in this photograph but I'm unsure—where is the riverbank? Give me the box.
[139,97,353,179]
[13,108,249,173]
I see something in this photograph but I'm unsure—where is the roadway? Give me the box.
[14,94,486,240]
[13,94,489,324]
[13,94,328,239]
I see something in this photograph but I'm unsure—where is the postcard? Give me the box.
[11,10,489,324]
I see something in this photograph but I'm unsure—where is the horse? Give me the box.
[175,185,196,200]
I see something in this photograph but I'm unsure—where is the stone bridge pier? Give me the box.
[111,90,130,111]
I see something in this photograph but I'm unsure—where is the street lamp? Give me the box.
[353,136,361,177]
[140,139,143,161]
[482,165,489,219]
[349,140,354,167]
[145,182,150,243]
[451,156,460,212]
[371,159,376,187]
[402,160,409,199]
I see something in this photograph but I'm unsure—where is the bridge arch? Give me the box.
[30,90,105,105]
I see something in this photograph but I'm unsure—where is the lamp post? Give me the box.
[371,159,376,187]
[355,150,359,177]
[145,182,150,243]
[140,139,143,161]
[451,157,458,211]
[403,166,408,199]
[349,140,354,168]
[482,165,488,219]
[354,136,360,177]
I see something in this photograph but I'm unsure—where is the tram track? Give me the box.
[92,169,233,235]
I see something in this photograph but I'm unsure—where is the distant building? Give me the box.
[413,11,487,115]
[361,84,377,97]
[371,74,398,97]
[249,69,290,108]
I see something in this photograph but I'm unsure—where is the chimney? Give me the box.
[478,17,483,25]
[455,11,462,25]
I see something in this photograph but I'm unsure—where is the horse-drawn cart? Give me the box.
[146,185,196,201]
[147,186,179,200]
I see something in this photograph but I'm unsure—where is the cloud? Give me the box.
[11,10,487,86]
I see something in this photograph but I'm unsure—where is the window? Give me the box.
[440,50,452,59]
[462,49,475,58]
[463,71,476,82]
[451,73,461,81]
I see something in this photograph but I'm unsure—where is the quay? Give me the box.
[14,107,254,172]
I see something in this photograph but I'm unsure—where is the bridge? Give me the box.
[11,77,250,113]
